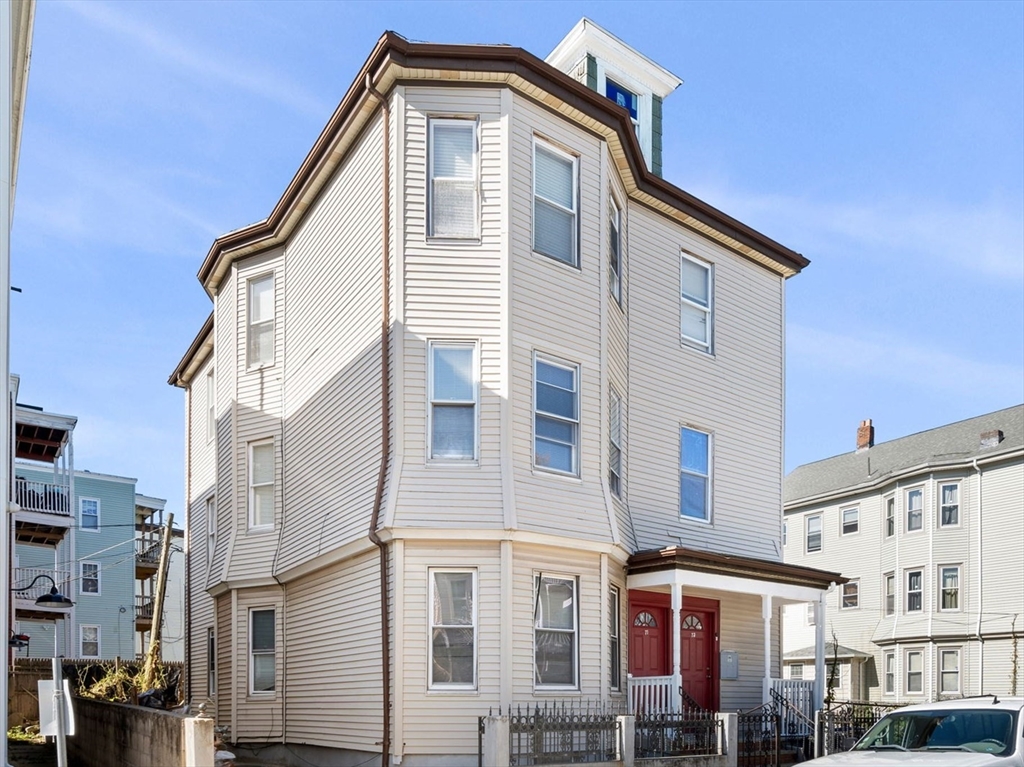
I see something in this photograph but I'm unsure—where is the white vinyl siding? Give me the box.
[679,426,711,521]
[534,574,578,689]
[532,140,578,266]
[609,389,622,496]
[428,119,478,238]
[679,252,712,351]
[80,497,99,532]
[80,625,100,658]
[247,273,275,368]
[428,342,478,461]
[429,569,476,689]
[533,356,579,476]
[249,608,276,694]
[248,440,274,530]
[79,562,100,596]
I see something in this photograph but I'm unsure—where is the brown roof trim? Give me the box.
[628,545,846,590]
[196,32,807,293]
[168,312,214,388]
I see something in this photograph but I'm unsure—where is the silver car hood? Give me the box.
[807,750,1021,766]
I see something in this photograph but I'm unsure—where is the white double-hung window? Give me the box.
[429,342,477,461]
[429,570,476,689]
[428,119,478,238]
[680,253,712,351]
[534,356,579,475]
[80,625,100,658]
[80,498,100,532]
[609,197,622,303]
[534,574,578,688]
[80,562,100,596]
[679,426,711,521]
[533,141,578,266]
[249,608,276,694]
[248,440,274,529]
[247,274,275,368]
[609,388,623,496]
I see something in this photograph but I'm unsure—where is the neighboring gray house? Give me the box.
[783,405,1024,703]
[171,19,841,766]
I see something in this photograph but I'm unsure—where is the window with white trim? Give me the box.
[249,608,275,694]
[884,572,895,616]
[428,118,478,238]
[841,580,859,609]
[905,649,923,694]
[429,341,477,461]
[429,570,476,689]
[782,520,787,547]
[533,141,578,266]
[940,565,960,611]
[609,388,622,497]
[247,274,275,367]
[206,367,215,442]
[80,498,100,532]
[884,494,895,538]
[883,652,895,695]
[534,356,579,475]
[790,663,804,680]
[609,196,622,303]
[205,496,216,569]
[939,648,960,694]
[805,603,817,626]
[680,253,712,351]
[80,562,100,596]
[248,440,274,529]
[534,574,578,688]
[841,506,859,535]
[906,569,923,612]
[806,514,822,553]
[207,627,216,697]
[679,426,711,521]
[609,586,621,691]
[906,487,923,531]
[939,483,960,526]
[80,625,100,658]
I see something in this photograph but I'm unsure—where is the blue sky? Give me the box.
[11,1,1023,517]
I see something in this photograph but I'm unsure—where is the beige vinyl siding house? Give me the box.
[783,406,1024,703]
[170,19,841,766]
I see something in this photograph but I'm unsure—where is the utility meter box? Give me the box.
[720,651,739,680]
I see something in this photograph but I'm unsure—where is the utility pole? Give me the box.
[141,512,174,691]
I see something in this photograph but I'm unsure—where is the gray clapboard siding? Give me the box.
[233,588,284,741]
[212,270,237,589]
[625,201,784,559]
[284,550,383,750]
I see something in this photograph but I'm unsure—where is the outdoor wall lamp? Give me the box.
[13,574,74,607]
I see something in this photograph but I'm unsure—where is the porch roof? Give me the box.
[626,545,846,601]
[785,642,871,662]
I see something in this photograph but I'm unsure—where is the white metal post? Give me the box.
[762,593,772,705]
[671,581,682,712]
[813,593,826,712]
[52,657,69,767]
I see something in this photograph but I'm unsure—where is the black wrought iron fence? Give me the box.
[635,708,720,758]
[505,701,623,765]
[821,701,901,755]
[738,706,780,767]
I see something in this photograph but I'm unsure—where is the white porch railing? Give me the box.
[628,674,678,714]
[770,678,815,735]
[12,567,72,601]
[14,478,71,516]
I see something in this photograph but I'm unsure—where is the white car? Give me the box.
[805,696,1024,765]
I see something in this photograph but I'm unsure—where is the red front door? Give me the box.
[680,606,715,710]
[629,604,669,676]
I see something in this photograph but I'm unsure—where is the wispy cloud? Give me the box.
[789,323,1024,401]
[60,0,330,119]
[690,185,1024,282]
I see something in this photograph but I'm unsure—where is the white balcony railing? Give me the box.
[12,567,72,602]
[770,678,815,735]
[14,478,71,516]
[628,674,678,714]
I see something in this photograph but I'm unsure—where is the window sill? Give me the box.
[679,514,713,526]
[426,459,481,469]
[245,363,276,374]
[247,525,275,535]
[533,250,581,273]
[427,687,479,695]
[426,236,482,246]
[531,468,582,484]
[533,687,581,695]
[679,339,715,358]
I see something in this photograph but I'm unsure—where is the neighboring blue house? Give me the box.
[11,392,178,661]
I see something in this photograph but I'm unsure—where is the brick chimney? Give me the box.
[856,419,874,452]
[980,429,1004,449]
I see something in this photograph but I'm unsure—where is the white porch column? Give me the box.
[813,592,826,712]
[762,594,772,705]
[671,581,682,711]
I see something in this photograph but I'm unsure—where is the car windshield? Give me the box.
[854,709,1018,755]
